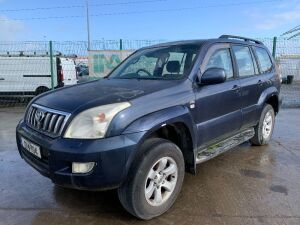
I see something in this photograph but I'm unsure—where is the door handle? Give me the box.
[0,78,4,81]
[232,85,240,92]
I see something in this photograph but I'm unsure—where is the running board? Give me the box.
[196,128,255,164]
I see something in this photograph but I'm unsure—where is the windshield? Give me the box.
[108,44,200,80]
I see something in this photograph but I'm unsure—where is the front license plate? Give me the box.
[21,137,41,159]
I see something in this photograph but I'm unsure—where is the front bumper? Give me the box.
[16,121,145,190]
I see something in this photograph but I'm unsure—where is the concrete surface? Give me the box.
[0,107,300,225]
[281,82,300,108]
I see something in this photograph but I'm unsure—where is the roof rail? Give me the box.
[219,35,263,45]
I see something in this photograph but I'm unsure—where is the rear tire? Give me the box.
[35,86,49,96]
[118,138,185,220]
[250,104,275,146]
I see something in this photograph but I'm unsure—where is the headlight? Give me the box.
[64,102,131,139]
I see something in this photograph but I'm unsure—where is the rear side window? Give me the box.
[232,46,255,77]
[205,48,233,79]
[254,47,273,73]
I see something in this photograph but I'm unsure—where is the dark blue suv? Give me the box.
[16,35,282,220]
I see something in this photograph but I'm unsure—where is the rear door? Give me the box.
[60,58,78,86]
[231,45,261,129]
[194,43,242,147]
[252,46,275,96]
[21,57,54,92]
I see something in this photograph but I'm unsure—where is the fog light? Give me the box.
[72,162,95,174]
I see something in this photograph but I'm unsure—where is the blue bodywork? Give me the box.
[16,38,281,190]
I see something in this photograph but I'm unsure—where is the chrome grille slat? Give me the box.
[43,113,52,131]
[26,104,70,137]
[48,114,58,132]
[27,107,33,124]
[30,108,36,125]
[54,115,64,134]
[33,108,37,127]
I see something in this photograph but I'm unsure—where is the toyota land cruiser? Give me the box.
[16,35,282,220]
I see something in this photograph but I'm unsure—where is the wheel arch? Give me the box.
[265,94,279,114]
[123,106,197,176]
[257,86,280,115]
[146,122,195,174]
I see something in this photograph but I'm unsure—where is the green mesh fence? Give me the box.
[0,39,164,107]
[254,37,300,108]
[0,38,300,108]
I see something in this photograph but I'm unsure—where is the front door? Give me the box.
[193,44,242,148]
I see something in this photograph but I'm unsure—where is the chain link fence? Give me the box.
[0,38,300,108]
[259,37,300,108]
[0,39,164,107]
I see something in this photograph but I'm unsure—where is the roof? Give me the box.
[141,35,264,50]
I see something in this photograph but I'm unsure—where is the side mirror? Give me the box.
[199,68,226,85]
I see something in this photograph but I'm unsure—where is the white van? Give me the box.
[0,53,77,96]
[60,57,78,86]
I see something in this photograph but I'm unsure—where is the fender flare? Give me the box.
[122,105,197,176]
[257,86,279,113]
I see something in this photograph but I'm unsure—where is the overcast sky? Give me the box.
[0,0,300,41]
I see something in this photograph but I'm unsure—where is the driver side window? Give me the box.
[205,48,234,79]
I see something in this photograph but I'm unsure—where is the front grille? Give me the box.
[26,104,70,137]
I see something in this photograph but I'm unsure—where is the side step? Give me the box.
[196,128,255,164]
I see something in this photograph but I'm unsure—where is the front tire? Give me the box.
[250,104,275,146]
[118,138,185,220]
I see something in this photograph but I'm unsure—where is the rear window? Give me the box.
[254,47,273,73]
[232,45,255,77]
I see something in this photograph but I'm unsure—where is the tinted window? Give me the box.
[205,48,233,78]
[232,46,255,77]
[255,47,273,73]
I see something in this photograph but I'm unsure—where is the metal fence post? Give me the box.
[120,39,123,50]
[272,36,277,58]
[49,41,54,90]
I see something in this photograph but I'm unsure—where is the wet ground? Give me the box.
[281,82,300,108]
[0,107,300,225]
